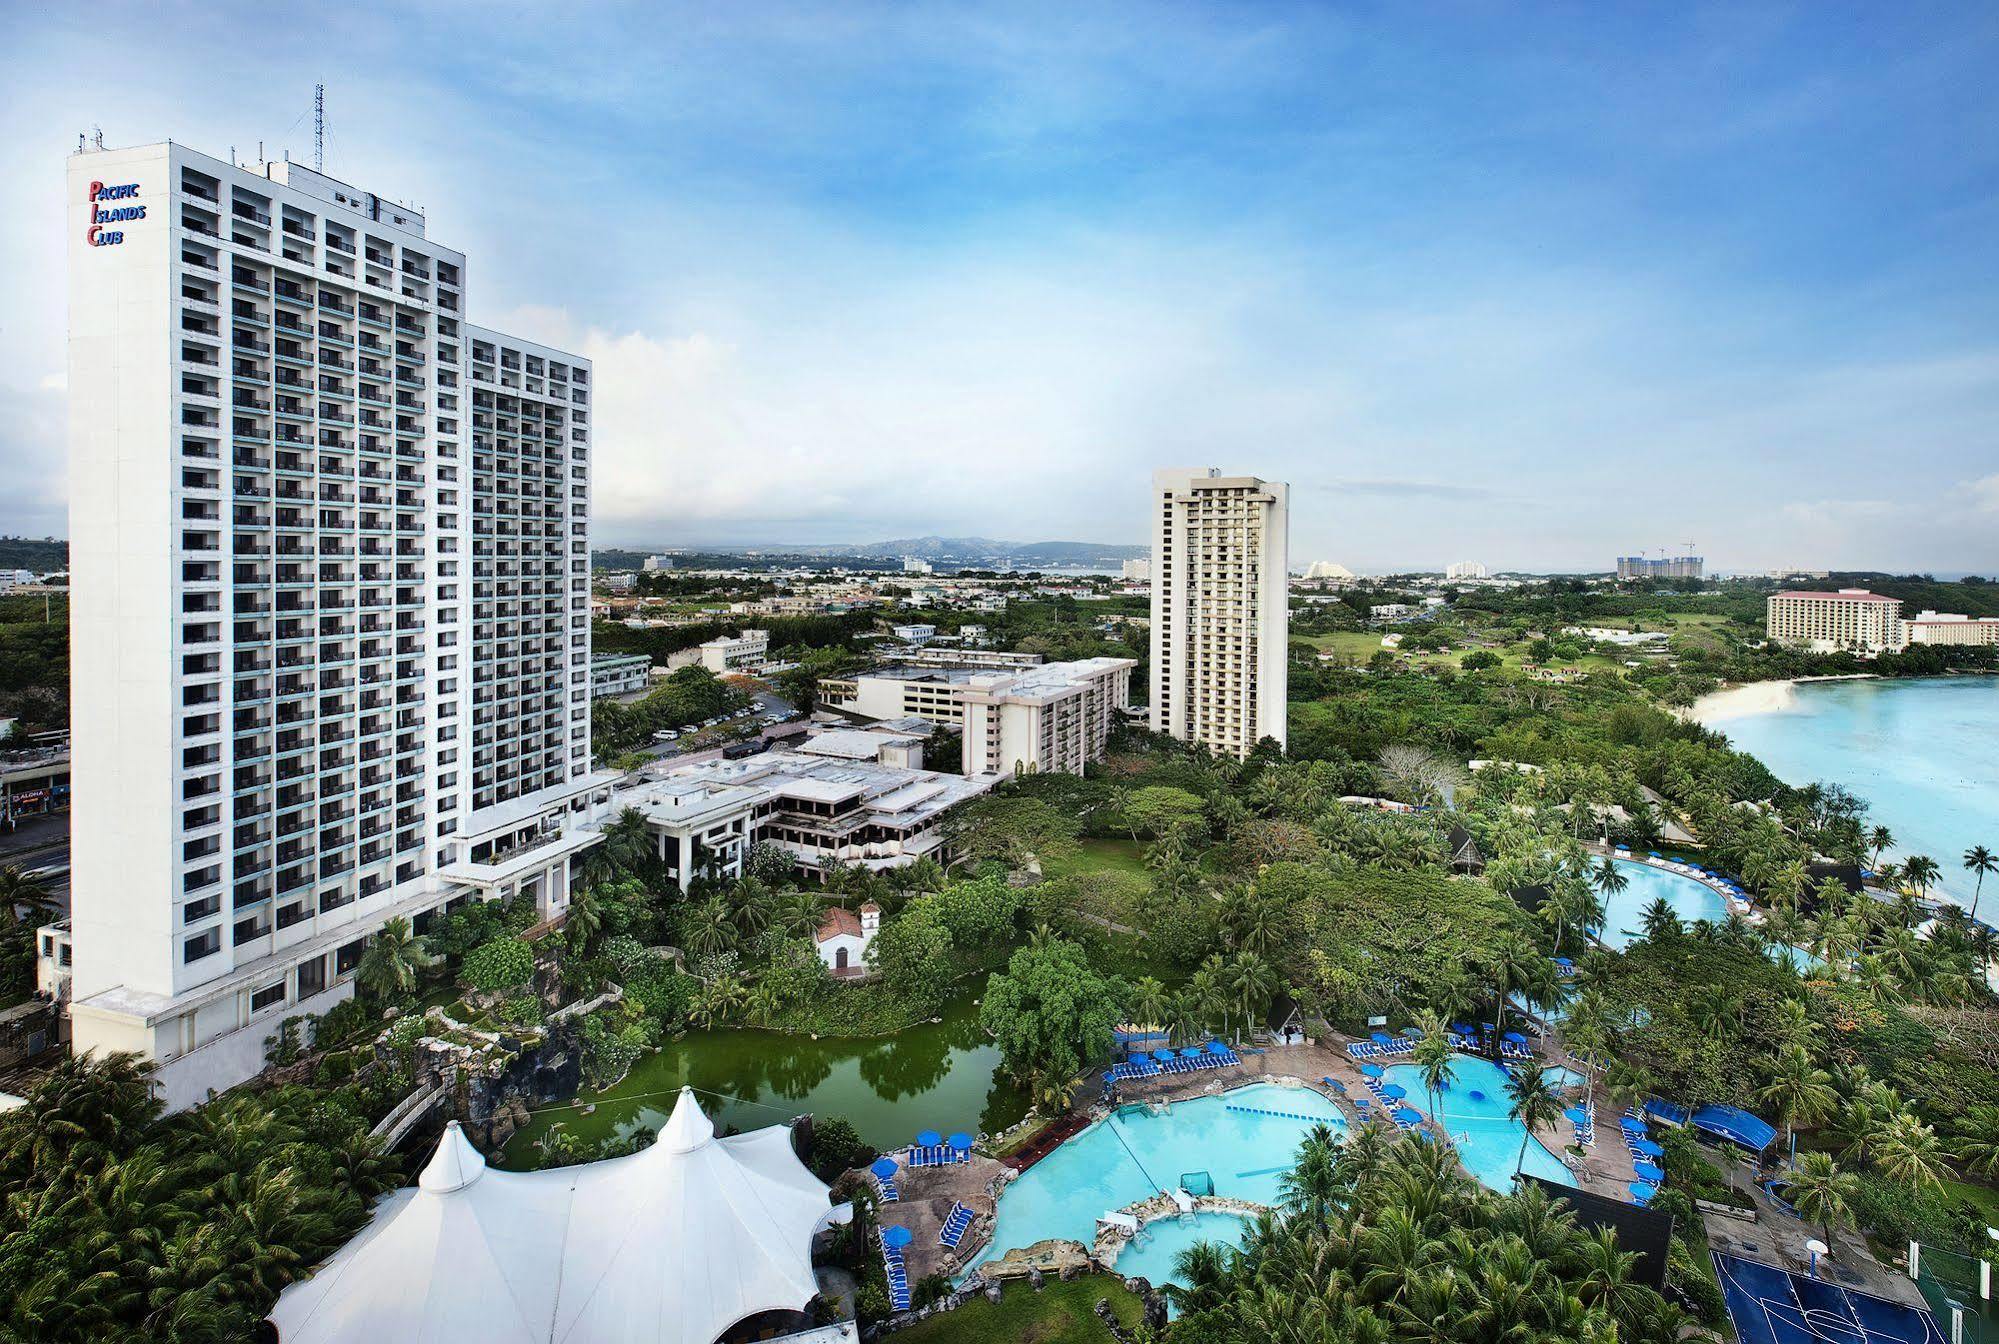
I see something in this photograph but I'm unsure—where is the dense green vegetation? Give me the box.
[886,1274,1145,1344]
[1167,1126,1690,1343]
[0,594,67,734]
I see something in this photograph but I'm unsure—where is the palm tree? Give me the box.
[1952,1103,1999,1179]
[563,884,606,955]
[0,864,57,931]
[1871,1112,1949,1191]
[1902,855,1940,898]
[1964,845,1996,922]
[1410,1012,1457,1132]
[1638,896,1681,943]
[1786,1150,1859,1247]
[584,806,655,885]
[1505,1060,1563,1180]
[1224,951,1277,1044]
[680,894,736,961]
[1278,1122,1343,1217]
[1129,976,1170,1031]
[1755,1047,1838,1156]
[354,916,433,1001]
[1867,825,1894,868]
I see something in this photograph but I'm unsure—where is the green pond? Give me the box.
[498,994,1028,1166]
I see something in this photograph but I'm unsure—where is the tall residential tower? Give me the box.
[1147,468,1289,757]
[53,140,617,1107]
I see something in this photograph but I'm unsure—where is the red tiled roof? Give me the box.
[816,907,863,942]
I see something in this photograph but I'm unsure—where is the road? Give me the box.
[632,687,802,767]
[0,816,70,920]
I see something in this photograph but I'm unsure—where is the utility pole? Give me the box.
[314,84,325,172]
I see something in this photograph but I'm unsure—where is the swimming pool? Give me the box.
[967,1083,1345,1273]
[1598,858,1728,949]
[1382,1053,1575,1192]
[1114,1211,1249,1305]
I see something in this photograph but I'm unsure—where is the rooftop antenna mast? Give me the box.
[313,84,325,172]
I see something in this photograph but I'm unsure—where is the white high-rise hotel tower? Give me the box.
[1148,468,1289,758]
[53,139,618,1108]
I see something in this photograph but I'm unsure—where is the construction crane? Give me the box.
[313,84,325,171]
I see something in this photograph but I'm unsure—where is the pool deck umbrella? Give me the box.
[1206,1040,1231,1055]
[915,1129,942,1149]
[1152,1049,1176,1063]
[869,1157,899,1179]
[1392,1108,1424,1125]
[1179,1046,1204,1058]
[1619,1116,1647,1133]
[1632,1138,1665,1158]
[1503,1031,1528,1044]
[1564,1106,1589,1124]
[1359,1063,1385,1078]
[1370,1031,1393,1044]
[947,1133,973,1152]
[1379,1083,1408,1100]
[1633,1161,1665,1182]
[1628,1181,1658,1202]
[881,1224,913,1249]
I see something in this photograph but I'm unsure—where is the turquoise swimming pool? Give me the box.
[1382,1053,1575,1192]
[1598,858,1728,948]
[966,1083,1345,1274]
[1114,1211,1249,1305]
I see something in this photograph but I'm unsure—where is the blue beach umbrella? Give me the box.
[1634,1161,1665,1182]
[948,1133,974,1152]
[870,1157,899,1179]
[1503,1031,1528,1044]
[1564,1106,1588,1124]
[1180,1046,1204,1058]
[915,1129,942,1149]
[1206,1040,1230,1055]
[1619,1115,1646,1133]
[1379,1083,1408,1100]
[882,1224,914,1248]
[1647,851,1661,858]
[1392,1107,1423,1125]
[1632,1138,1665,1158]
[1628,1181,1657,1202]
[1152,1049,1175,1063]
[1359,1063,1385,1078]
[1371,1031,1393,1044]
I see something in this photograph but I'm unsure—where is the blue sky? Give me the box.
[5,1,1997,571]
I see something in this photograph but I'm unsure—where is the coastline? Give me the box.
[1687,673,1878,725]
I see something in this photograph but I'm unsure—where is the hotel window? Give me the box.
[250,980,286,1013]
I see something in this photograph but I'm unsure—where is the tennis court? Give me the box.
[1713,1252,1946,1344]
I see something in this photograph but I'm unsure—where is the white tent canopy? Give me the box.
[269,1088,833,1344]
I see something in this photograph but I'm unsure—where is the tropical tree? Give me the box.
[1964,844,1996,922]
[1870,1112,1949,1191]
[1867,825,1894,867]
[1786,1150,1859,1246]
[1129,976,1171,1032]
[583,806,655,885]
[1505,1059,1564,1180]
[1901,854,1940,898]
[1755,1047,1838,1156]
[1410,1012,1457,1133]
[354,917,434,1001]
[0,865,57,931]
[1638,896,1681,943]
[1952,1103,1999,1179]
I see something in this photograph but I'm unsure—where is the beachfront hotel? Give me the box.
[1149,468,1290,756]
[50,138,616,1108]
[1767,590,1999,653]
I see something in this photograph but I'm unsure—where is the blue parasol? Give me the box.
[1152,1049,1176,1063]
[870,1156,899,1179]
[1392,1107,1423,1125]
[915,1129,942,1148]
[1632,1138,1665,1157]
[1633,1161,1665,1182]
[1206,1040,1231,1055]
[882,1224,914,1248]
[1619,1115,1646,1133]
[1180,1046,1204,1058]
[948,1133,974,1152]
[1503,1031,1528,1044]
[1371,1031,1393,1044]
[1628,1181,1658,1202]
[1360,1063,1385,1078]
[1380,1083,1408,1100]
[1564,1106,1588,1124]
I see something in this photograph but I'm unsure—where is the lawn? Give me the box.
[889,1276,1146,1344]
[1041,837,1151,880]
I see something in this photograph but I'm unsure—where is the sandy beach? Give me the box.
[1690,674,1878,725]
